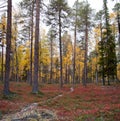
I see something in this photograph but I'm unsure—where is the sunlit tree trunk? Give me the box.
[73,17,77,86]
[32,0,40,93]
[15,42,19,82]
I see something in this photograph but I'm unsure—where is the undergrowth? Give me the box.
[2,91,18,100]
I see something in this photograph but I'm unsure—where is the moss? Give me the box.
[2,91,18,100]
[0,111,2,120]
[31,91,44,98]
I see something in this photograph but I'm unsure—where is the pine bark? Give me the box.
[30,1,34,85]
[59,9,63,88]
[83,17,88,86]
[4,0,12,95]
[50,34,53,84]
[32,0,40,93]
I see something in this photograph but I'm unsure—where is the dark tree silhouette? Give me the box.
[3,0,12,95]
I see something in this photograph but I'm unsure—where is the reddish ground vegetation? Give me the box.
[0,82,120,121]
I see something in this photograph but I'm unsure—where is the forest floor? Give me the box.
[0,82,120,121]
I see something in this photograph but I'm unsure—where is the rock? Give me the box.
[11,119,20,121]
[1,103,57,121]
[27,119,37,121]
[70,87,74,92]
[41,111,53,119]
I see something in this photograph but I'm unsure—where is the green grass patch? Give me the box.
[75,104,115,121]
[0,111,2,120]
[75,113,114,121]
[31,91,44,98]
[96,111,115,121]
[113,108,120,113]
[16,83,22,87]
[2,91,18,100]
[75,114,94,121]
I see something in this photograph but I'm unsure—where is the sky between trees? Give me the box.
[13,0,116,12]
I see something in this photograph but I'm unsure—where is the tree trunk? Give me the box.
[15,42,19,82]
[95,42,98,84]
[13,22,18,82]
[68,66,70,84]
[32,0,40,93]
[100,23,105,85]
[1,43,4,82]
[116,5,120,81]
[83,22,88,86]
[30,1,34,85]
[73,0,78,87]
[78,63,81,83]
[4,0,12,95]
[95,69,98,84]
[59,9,63,88]
[117,10,120,49]
[50,33,53,84]
[73,20,76,87]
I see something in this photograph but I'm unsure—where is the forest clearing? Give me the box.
[0,82,120,121]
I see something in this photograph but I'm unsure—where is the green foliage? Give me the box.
[75,113,115,121]
[31,91,44,98]
[75,114,94,121]
[46,0,70,29]
[2,91,18,100]
[0,111,2,120]
[113,3,120,12]
[98,0,117,85]
[73,0,93,30]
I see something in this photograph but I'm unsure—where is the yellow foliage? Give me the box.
[0,15,6,45]
[117,63,120,80]
[110,12,116,19]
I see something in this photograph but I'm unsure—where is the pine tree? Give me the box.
[72,0,78,87]
[104,0,117,84]
[72,0,94,86]
[98,0,117,85]
[0,14,6,82]
[19,0,35,85]
[95,10,106,85]
[46,0,70,88]
[47,28,56,84]
[113,3,120,62]
[3,0,12,95]
[32,0,40,93]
